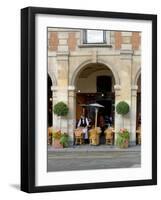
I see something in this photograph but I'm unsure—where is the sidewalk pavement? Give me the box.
[48,144,141,153]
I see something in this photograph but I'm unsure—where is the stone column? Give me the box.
[52,51,69,133]
[68,86,76,144]
[51,31,70,134]
[130,85,138,145]
[120,49,133,145]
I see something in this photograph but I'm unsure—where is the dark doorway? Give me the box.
[97,100,112,116]
[48,75,52,126]
[136,75,141,128]
[97,99,113,127]
[75,64,115,145]
[97,76,112,93]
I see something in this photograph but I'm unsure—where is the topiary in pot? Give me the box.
[116,101,129,127]
[53,101,69,130]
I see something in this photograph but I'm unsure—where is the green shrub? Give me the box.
[60,133,69,147]
[116,128,130,147]
[116,101,129,115]
[53,102,69,116]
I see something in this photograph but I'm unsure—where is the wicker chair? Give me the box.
[104,127,114,145]
[74,128,84,145]
[89,127,101,145]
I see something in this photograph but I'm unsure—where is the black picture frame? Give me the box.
[21,6,157,193]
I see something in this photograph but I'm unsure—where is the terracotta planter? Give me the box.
[52,138,63,148]
[119,141,129,148]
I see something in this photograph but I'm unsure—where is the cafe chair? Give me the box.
[104,127,114,145]
[89,127,101,145]
[74,128,84,145]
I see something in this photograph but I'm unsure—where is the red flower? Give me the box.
[120,128,124,133]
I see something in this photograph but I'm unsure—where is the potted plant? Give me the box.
[60,133,69,148]
[53,101,69,131]
[52,129,63,148]
[116,101,129,127]
[116,128,130,148]
[52,130,70,148]
[52,102,69,148]
[116,101,130,147]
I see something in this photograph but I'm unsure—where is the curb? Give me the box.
[48,145,141,153]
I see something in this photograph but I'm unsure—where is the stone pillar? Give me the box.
[120,49,133,145]
[52,51,69,133]
[130,85,138,145]
[51,31,70,134]
[114,84,121,144]
[68,86,76,144]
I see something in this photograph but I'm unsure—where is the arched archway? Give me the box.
[47,72,57,87]
[133,68,141,86]
[70,59,120,86]
[72,62,117,144]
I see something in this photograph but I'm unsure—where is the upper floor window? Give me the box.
[83,30,106,44]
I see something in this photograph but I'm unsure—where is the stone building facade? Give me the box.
[48,28,141,145]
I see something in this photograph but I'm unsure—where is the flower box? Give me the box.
[116,128,130,148]
[52,138,63,148]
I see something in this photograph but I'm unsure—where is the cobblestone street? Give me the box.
[47,145,141,172]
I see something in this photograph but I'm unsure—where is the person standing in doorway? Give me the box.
[77,108,89,143]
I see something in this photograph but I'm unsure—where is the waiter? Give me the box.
[77,109,89,143]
